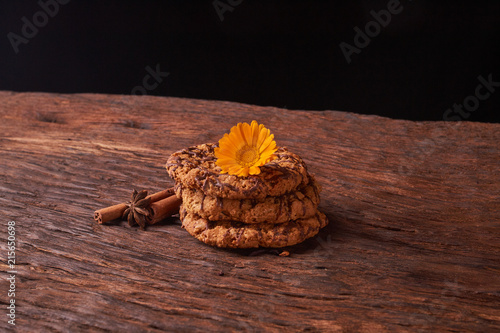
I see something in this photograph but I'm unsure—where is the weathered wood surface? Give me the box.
[0,91,499,332]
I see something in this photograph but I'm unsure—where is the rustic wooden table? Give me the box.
[0,92,499,332]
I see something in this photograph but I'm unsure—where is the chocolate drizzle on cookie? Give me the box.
[200,193,206,211]
[216,197,224,209]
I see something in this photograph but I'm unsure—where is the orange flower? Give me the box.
[214,120,277,177]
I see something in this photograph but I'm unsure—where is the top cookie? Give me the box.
[166,143,309,199]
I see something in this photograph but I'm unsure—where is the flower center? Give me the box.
[236,145,260,167]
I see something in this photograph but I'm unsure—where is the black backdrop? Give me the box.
[1,1,499,122]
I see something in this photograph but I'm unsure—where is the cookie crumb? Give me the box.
[279,250,290,257]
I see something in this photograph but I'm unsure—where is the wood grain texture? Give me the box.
[0,91,499,332]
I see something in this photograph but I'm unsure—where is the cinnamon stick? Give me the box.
[148,188,175,203]
[94,187,175,224]
[149,195,182,225]
[94,203,128,224]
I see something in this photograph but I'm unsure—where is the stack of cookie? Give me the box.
[166,143,328,248]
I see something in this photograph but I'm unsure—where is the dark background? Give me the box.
[1,1,499,122]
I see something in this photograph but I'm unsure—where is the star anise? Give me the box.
[122,189,153,230]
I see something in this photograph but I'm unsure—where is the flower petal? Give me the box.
[248,166,261,175]
[250,120,260,146]
[256,127,269,148]
[259,133,275,153]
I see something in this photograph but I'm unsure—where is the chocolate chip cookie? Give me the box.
[166,143,309,200]
[180,207,328,248]
[178,175,321,224]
